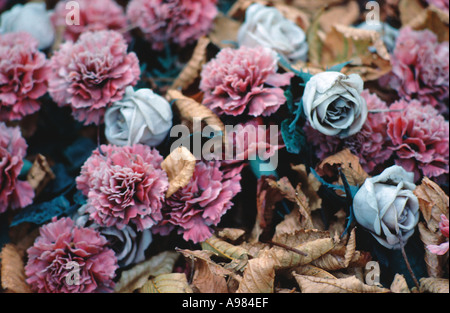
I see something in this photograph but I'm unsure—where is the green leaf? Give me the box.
[281,119,306,155]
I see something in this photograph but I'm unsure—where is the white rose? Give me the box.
[237,3,308,63]
[105,87,173,147]
[302,71,368,138]
[0,2,55,50]
[353,165,420,250]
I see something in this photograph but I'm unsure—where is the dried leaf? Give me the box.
[114,251,180,293]
[208,14,241,49]
[419,277,449,293]
[293,265,336,280]
[408,6,449,42]
[274,209,303,235]
[217,228,246,242]
[161,146,197,198]
[319,0,359,34]
[418,222,447,278]
[139,273,194,293]
[294,274,390,293]
[236,257,275,293]
[399,0,426,26]
[291,164,322,211]
[202,235,249,271]
[343,228,357,268]
[26,154,55,196]
[0,244,32,293]
[390,274,411,293]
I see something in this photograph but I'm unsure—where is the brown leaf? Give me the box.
[418,223,447,278]
[0,244,32,293]
[399,0,426,26]
[419,277,449,293]
[293,265,336,280]
[236,257,275,293]
[407,6,449,42]
[161,146,197,198]
[390,274,411,293]
[318,0,360,34]
[26,154,55,197]
[208,13,241,49]
[291,164,322,212]
[217,228,246,242]
[294,274,390,293]
[202,235,249,271]
[139,273,194,293]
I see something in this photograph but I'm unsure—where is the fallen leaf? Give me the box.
[398,0,426,26]
[291,164,322,211]
[139,273,194,293]
[293,265,336,279]
[26,154,55,197]
[418,222,447,278]
[390,274,411,293]
[419,277,449,293]
[202,235,249,271]
[236,257,276,293]
[0,244,32,293]
[294,274,390,293]
[318,0,359,34]
[208,13,241,49]
[217,228,246,242]
[407,6,449,42]
[161,146,197,198]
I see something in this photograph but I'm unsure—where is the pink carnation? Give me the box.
[51,0,128,42]
[199,46,293,117]
[0,32,50,121]
[386,27,449,111]
[76,144,168,231]
[427,214,449,255]
[25,217,118,293]
[387,99,449,180]
[0,0,7,11]
[0,122,34,213]
[48,30,140,125]
[305,90,393,174]
[427,0,449,10]
[126,0,218,50]
[155,161,242,243]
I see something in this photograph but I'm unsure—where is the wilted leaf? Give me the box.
[236,257,275,293]
[390,274,411,293]
[419,277,449,293]
[293,265,336,280]
[408,6,449,42]
[318,0,359,34]
[0,244,32,293]
[217,228,246,242]
[294,274,390,293]
[208,14,241,49]
[161,146,197,198]
[343,228,357,268]
[291,164,322,212]
[26,154,55,196]
[399,0,426,26]
[139,273,194,293]
[202,235,249,271]
[114,251,180,293]
[418,223,447,278]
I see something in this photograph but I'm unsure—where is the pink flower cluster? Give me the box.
[427,0,449,10]
[0,122,34,213]
[51,0,128,42]
[155,161,242,243]
[386,27,449,111]
[48,30,140,125]
[126,0,218,51]
[25,217,118,293]
[200,46,293,117]
[76,144,168,231]
[0,32,50,121]
[427,214,449,255]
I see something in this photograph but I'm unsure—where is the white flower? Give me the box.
[357,22,399,52]
[302,71,368,138]
[237,3,308,63]
[353,165,420,250]
[105,86,173,147]
[0,2,55,50]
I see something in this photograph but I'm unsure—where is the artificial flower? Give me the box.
[237,3,308,62]
[48,30,140,125]
[0,32,50,121]
[200,46,293,117]
[353,165,420,250]
[126,0,218,51]
[427,214,449,255]
[302,71,368,138]
[0,2,55,50]
[426,0,449,10]
[0,122,34,213]
[25,217,118,293]
[104,86,173,147]
[76,144,168,231]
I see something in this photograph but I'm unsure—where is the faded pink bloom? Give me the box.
[76,144,168,231]
[0,0,7,12]
[0,32,50,121]
[427,0,449,10]
[25,217,118,293]
[127,0,218,50]
[387,99,449,180]
[51,0,128,42]
[155,161,242,243]
[200,46,293,117]
[0,122,34,213]
[387,27,449,111]
[305,90,393,174]
[48,30,140,125]
[427,214,449,255]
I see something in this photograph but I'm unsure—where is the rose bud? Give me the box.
[353,165,420,250]
[302,71,368,138]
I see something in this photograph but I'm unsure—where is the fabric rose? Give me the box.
[426,0,449,10]
[51,0,128,42]
[25,217,118,293]
[76,144,168,231]
[48,30,140,125]
[353,165,420,250]
[0,32,51,121]
[0,2,55,50]
[74,205,152,267]
[0,122,34,213]
[105,86,173,147]
[427,214,449,255]
[302,71,368,138]
[200,46,293,117]
[154,161,242,243]
[237,3,308,62]
[126,0,218,51]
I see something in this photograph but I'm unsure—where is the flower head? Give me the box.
[426,0,449,10]
[25,217,118,293]
[126,0,218,51]
[0,32,50,121]
[0,122,34,213]
[155,161,242,243]
[387,99,449,180]
[427,214,449,255]
[48,30,140,125]
[76,144,168,231]
[200,46,293,117]
[52,0,128,42]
